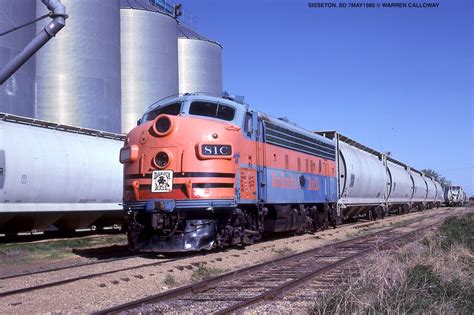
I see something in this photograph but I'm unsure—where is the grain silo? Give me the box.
[0,0,36,118]
[35,0,122,133]
[178,24,222,96]
[120,0,179,133]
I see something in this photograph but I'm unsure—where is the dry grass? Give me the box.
[311,213,474,314]
[164,273,177,286]
[191,263,225,281]
[0,234,126,264]
[273,246,296,256]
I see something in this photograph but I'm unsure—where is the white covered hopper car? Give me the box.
[0,113,124,234]
[316,131,444,219]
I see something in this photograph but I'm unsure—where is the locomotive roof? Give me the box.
[147,94,335,147]
[147,93,248,112]
[259,114,335,147]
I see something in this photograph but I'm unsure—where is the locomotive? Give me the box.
[444,185,466,206]
[120,94,338,251]
[120,93,445,252]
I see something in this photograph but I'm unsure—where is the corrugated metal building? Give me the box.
[35,0,122,133]
[178,24,222,96]
[0,0,223,134]
[0,0,36,118]
[120,0,179,133]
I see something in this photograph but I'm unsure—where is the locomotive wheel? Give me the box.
[306,206,316,231]
[218,208,262,247]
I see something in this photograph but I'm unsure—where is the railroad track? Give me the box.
[0,253,186,298]
[2,207,454,284]
[97,210,456,314]
[0,251,146,281]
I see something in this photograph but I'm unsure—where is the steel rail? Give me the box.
[96,211,452,314]
[1,207,453,281]
[215,218,445,314]
[0,255,181,298]
[0,252,146,281]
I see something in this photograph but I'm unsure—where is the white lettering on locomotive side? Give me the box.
[219,146,229,155]
[204,146,213,155]
[202,145,232,156]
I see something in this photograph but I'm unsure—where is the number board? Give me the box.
[201,144,232,156]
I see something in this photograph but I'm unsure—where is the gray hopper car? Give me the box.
[316,131,444,219]
[0,113,124,234]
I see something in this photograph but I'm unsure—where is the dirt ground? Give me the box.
[0,206,470,314]
[0,234,127,276]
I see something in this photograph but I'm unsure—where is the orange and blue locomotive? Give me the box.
[120,93,338,251]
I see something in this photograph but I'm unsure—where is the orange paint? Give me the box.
[132,180,140,200]
[123,115,239,201]
[239,168,257,199]
[123,113,336,203]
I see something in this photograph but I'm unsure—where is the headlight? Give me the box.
[119,145,139,163]
[152,115,173,136]
[153,151,171,169]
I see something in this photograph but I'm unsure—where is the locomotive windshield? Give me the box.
[143,102,181,122]
[189,101,235,121]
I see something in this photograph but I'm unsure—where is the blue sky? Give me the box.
[178,0,473,195]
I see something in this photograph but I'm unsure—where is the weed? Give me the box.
[164,274,176,286]
[0,235,126,253]
[272,246,296,256]
[45,251,70,260]
[191,263,224,281]
[311,212,474,314]
[437,213,474,250]
[0,234,127,264]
